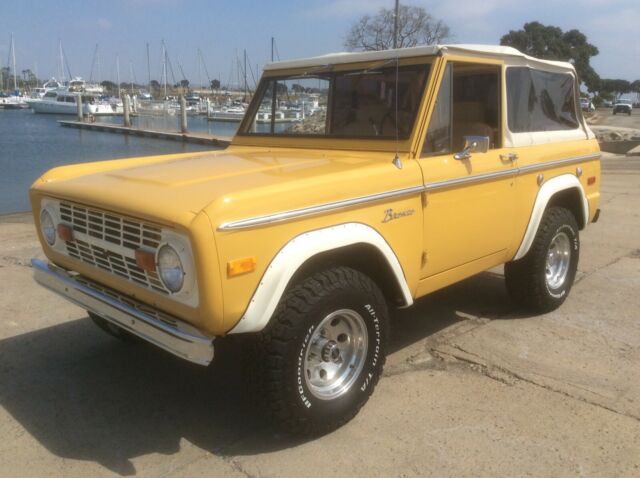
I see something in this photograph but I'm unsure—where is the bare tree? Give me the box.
[345,5,451,51]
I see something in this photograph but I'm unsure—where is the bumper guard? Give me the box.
[31,258,214,365]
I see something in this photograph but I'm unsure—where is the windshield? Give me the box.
[239,63,431,139]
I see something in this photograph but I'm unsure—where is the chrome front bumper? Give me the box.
[31,259,214,365]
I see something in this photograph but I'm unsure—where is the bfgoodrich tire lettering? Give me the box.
[255,266,389,436]
[505,206,580,313]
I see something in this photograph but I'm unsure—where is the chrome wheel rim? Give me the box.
[546,231,571,289]
[304,309,368,400]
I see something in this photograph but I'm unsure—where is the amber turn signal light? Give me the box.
[587,176,596,186]
[57,224,74,242]
[135,249,157,272]
[227,256,256,277]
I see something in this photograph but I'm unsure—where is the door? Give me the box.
[417,60,516,281]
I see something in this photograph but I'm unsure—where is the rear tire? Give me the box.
[254,266,389,436]
[505,207,579,313]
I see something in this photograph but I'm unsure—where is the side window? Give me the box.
[423,62,501,156]
[506,67,579,132]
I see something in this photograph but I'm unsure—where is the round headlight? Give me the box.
[40,209,56,246]
[157,244,185,292]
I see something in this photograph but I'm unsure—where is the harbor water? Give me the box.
[0,109,236,215]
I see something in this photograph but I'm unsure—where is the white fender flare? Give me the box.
[229,223,414,334]
[514,174,588,261]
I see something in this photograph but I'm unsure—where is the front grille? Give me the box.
[59,201,162,250]
[76,276,178,327]
[58,201,170,294]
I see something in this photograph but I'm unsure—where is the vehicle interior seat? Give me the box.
[452,101,494,151]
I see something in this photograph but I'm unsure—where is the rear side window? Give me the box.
[506,67,579,132]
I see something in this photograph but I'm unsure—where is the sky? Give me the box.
[0,0,638,88]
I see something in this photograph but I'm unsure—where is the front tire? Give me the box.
[256,266,389,436]
[505,207,580,313]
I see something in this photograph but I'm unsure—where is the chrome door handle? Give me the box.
[500,153,518,162]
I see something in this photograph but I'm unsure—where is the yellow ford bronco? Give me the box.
[31,44,601,435]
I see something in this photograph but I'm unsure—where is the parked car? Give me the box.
[613,99,633,115]
[30,44,601,435]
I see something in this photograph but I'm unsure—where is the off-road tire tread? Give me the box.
[251,266,388,436]
[505,207,579,313]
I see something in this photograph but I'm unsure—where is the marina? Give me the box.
[0,108,221,215]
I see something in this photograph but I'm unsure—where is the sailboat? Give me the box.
[0,34,28,109]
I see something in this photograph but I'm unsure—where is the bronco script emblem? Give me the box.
[382,208,415,223]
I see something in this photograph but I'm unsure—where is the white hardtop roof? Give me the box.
[264,44,575,73]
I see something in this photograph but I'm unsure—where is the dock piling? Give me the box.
[180,95,188,134]
[76,95,83,122]
[123,95,131,127]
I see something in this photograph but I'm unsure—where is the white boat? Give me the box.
[28,79,64,99]
[207,105,247,122]
[0,35,29,109]
[135,99,177,116]
[255,109,301,124]
[28,90,121,115]
[0,93,29,109]
[67,77,104,94]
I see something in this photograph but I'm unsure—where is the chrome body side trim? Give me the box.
[218,185,425,230]
[517,153,600,174]
[31,258,214,365]
[217,153,600,231]
[425,168,516,191]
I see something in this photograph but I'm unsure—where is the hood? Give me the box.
[32,146,420,229]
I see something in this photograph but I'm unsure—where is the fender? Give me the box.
[513,174,588,261]
[229,223,414,334]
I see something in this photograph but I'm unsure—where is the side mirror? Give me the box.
[453,135,490,160]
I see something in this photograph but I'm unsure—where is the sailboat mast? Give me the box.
[162,40,167,98]
[89,43,98,82]
[58,40,64,83]
[146,43,151,93]
[197,49,202,91]
[271,37,274,62]
[11,34,17,91]
[243,49,247,100]
[129,61,134,94]
[116,54,121,98]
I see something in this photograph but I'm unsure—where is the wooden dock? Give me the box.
[59,120,232,148]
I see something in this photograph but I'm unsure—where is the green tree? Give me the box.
[500,22,600,91]
[599,79,631,99]
[345,4,450,51]
[100,80,117,93]
[0,67,8,89]
[210,79,221,90]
